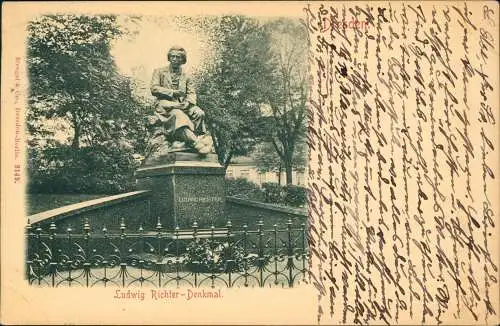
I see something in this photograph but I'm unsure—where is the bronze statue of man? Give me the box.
[147,46,212,155]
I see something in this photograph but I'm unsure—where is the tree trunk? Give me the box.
[71,113,80,149]
[277,162,282,185]
[285,160,293,185]
[283,146,294,185]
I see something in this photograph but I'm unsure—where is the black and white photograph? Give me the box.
[24,13,310,289]
[2,1,499,325]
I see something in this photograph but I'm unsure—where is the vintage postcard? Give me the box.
[1,1,499,325]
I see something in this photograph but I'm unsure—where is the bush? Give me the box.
[262,182,284,204]
[225,177,265,201]
[27,143,140,194]
[284,185,308,207]
[225,177,307,208]
[184,238,245,273]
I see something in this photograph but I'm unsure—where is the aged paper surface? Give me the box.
[305,2,499,325]
[1,1,499,325]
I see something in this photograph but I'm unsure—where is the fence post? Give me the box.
[210,224,216,288]
[66,225,73,287]
[25,220,32,282]
[243,224,248,287]
[287,218,293,287]
[35,226,43,285]
[226,220,233,288]
[83,218,91,287]
[102,225,109,287]
[174,225,180,287]
[192,220,199,287]
[139,224,145,253]
[120,217,127,287]
[156,217,162,287]
[258,219,264,287]
[273,223,279,285]
[138,224,145,286]
[49,221,57,287]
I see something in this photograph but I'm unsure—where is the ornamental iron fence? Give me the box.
[26,217,309,288]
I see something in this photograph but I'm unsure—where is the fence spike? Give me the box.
[192,221,199,239]
[25,219,305,289]
[83,218,91,233]
[25,220,32,232]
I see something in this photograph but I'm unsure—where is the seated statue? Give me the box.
[146,46,213,158]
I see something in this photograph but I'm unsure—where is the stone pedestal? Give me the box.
[135,152,226,229]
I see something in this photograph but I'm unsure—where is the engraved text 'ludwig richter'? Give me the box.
[135,152,226,229]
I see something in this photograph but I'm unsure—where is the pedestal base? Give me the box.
[135,153,226,229]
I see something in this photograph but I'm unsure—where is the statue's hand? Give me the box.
[173,90,186,99]
[172,102,186,110]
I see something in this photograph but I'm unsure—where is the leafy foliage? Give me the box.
[256,19,308,184]
[225,177,265,202]
[262,182,285,204]
[27,15,148,193]
[251,141,307,175]
[194,16,276,167]
[26,14,308,195]
[185,239,245,273]
[28,144,140,194]
[28,15,144,148]
[283,185,308,207]
[264,184,308,207]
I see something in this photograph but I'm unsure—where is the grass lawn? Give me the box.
[27,193,108,215]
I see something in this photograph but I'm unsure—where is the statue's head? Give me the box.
[167,46,187,66]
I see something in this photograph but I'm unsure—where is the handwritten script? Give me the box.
[305,2,498,324]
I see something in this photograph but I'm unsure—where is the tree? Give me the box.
[257,19,308,185]
[27,15,148,193]
[27,15,144,150]
[251,141,307,185]
[193,16,276,168]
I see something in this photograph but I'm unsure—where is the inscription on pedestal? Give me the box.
[177,197,224,203]
[136,152,226,229]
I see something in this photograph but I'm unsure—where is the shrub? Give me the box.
[184,238,245,273]
[262,182,284,204]
[284,185,308,207]
[27,144,140,194]
[225,177,265,201]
